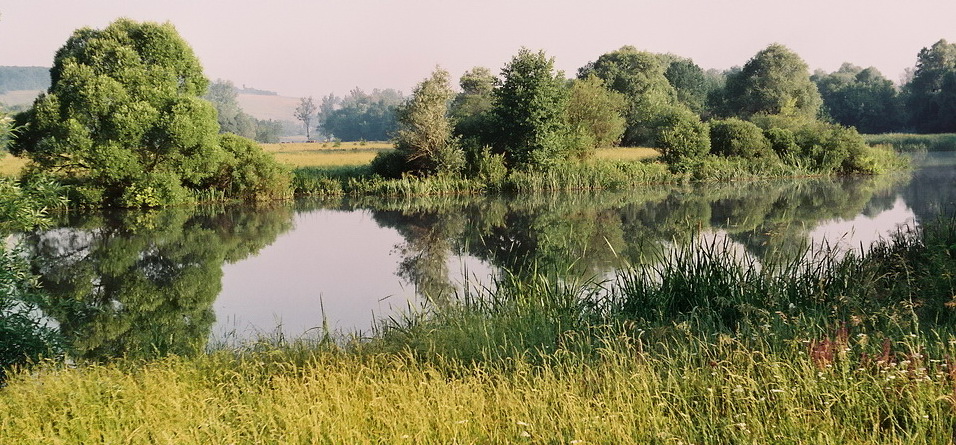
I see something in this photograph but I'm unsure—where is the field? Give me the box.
[235,93,302,122]
[261,141,393,167]
[0,155,28,177]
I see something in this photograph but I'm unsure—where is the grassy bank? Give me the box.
[864,133,956,152]
[3,219,955,443]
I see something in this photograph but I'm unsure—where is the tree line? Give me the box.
[307,39,956,144]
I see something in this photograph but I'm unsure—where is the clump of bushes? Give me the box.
[653,106,711,164]
[709,118,774,160]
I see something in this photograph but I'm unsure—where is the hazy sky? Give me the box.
[2,1,955,98]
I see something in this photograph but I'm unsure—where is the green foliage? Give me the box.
[393,68,464,175]
[206,134,292,201]
[904,39,956,133]
[763,127,799,158]
[709,118,773,159]
[0,174,67,381]
[652,106,710,163]
[565,75,627,153]
[369,150,410,179]
[812,64,904,134]
[662,56,710,114]
[492,48,572,168]
[579,46,682,146]
[450,67,497,146]
[721,44,823,119]
[318,89,403,141]
[12,19,222,206]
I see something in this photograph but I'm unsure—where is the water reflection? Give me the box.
[20,154,956,359]
[23,204,294,361]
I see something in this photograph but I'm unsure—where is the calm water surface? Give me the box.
[21,153,956,359]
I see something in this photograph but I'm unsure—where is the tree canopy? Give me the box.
[721,44,822,119]
[905,39,956,133]
[11,19,289,207]
[492,48,571,168]
[812,64,903,134]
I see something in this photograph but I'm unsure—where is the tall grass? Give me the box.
[865,133,956,152]
[3,220,955,443]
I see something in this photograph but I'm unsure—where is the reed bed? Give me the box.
[2,219,955,443]
[864,133,956,153]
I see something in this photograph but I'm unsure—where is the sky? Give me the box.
[2,0,955,99]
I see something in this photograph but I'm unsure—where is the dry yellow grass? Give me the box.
[594,146,660,161]
[0,155,29,177]
[261,141,393,167]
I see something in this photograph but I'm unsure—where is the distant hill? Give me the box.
[0,90,42,107]
[236,93,301,122]
[0,66,50,93]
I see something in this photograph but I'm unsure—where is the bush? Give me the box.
[709,118,773,159]
[653,106,710,163]
[370,151,409,179]
[212,134,292,201]
[763,127,799,158]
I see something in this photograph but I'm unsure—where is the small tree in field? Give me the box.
[294,96,317,140]
[392,68,463,175]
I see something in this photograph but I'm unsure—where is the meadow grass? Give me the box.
[260,141,392,168]
[0,155,28,177]
[593,146,660,162]
[2,219,955,443]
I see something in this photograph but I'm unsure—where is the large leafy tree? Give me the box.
[12,19,222,204]
[565,75,627,152]
[721,43,822,119]
[578,46,683,146]
[812,64,903,134]
[12,19,287,206]
[493,48,571,168]
[904,39,956,133]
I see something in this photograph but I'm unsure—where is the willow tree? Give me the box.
[394,68,463,175]
[12,19,222,206]
[721,44,822,119]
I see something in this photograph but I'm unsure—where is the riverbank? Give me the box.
[2,218,954,443]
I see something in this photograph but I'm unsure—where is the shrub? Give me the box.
[709,118,773,159]
[763,127,799,158]
[653,106,710,163]
[208,134,292,201]
[369,151,409,179]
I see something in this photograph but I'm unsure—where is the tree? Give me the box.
[493,48,571,168]
[578,46,684,146]
[392,68,463,175]
[294,96,317,140]
[812,64,904,133]
[11,19,222,206]
[450,66,496,144]
[662,56,709,114]
[904,39,956,133]
[721,43,822,119]
[565,75,627,152]
[318,89,403,141]
[204,79,257,139]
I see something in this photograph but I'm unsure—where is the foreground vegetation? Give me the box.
[2,216,955,443]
